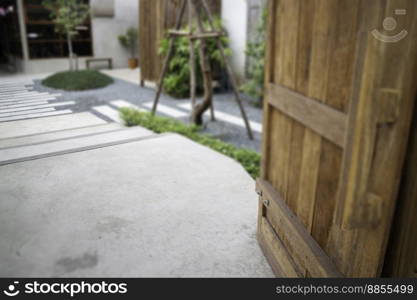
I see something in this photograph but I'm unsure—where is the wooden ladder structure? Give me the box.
[151,0,254,140]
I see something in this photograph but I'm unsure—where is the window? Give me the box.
[24,0,92,59]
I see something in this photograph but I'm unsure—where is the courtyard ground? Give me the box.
[32,69,264,152]
[0,73,272,277]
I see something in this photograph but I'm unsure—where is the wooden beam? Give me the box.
[266,83,347,148]
[168,30,222,39]
[168,30,190,36]
[257,179,343,278]
[258,216,303,277]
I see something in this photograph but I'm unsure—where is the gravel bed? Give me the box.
[33,78,263,152]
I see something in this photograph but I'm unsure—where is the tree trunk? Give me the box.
[191,2,213,125]
[67,33,75,71]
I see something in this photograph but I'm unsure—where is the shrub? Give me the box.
[42,70,114,91]
[120,108,260,178]
[118,27,138,59]
[159,17,232,98]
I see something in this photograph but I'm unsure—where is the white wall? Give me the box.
[221,0,248,83]
[91,0,138,69]
[18,0,138,74]
[19,57,93,74]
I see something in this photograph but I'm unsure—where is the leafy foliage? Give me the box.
[42,70,113,91]
[241,9,267,105]
[120,108,260,178]
[43,0,90,70]
[159,17,232,98]
[43,0,89,38]
[118,27,138,58]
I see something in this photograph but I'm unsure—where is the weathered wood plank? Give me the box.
[383,103,417,277]
[268,0,300,202]
[296,129,321,231]
[286,0,314,218]
[299,0,336,250]
[325,0,359,113]
[266,84,347,148]
[311,0,357,252]
[260,0,277,179]
[311,140,342,248]
[257,179,343,278]
[258,217,303,277]
[329,0,417,277]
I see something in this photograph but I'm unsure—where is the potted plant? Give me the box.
[118,27,138,69]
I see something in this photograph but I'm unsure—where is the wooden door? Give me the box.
[383,102,417,278]
[257,0,417,277]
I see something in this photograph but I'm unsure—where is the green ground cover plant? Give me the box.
[120,108,260,178]
[42,70,114,91]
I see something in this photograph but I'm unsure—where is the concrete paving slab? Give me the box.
[0,93,42,100]
[0,82,33,87]
[0,107,55,118]
[0,87,33,94]
[0,101,75,113]
[0,112,106,139]
[0,134,273,277]
[0,93,56,100]
[0,101,49,109]
[0,100,58,108]
[93,105,123,123]
[0,110,73,122]
[0,84,28,91]
[0,90,31,94]
[110,100,146,112]
[0,127,154,165]
[143,102,187,118]
[0,96,59,103]
[0,123,123,149]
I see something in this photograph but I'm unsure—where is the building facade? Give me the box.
[1,0,138,74]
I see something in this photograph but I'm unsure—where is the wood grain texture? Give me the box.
[383,103,417,277]
[258,217,303,277]
[266,84,347,148]
[260,0,277,179]
[257,179,343,278]
[329,0,417,276]
[258,0,417,278]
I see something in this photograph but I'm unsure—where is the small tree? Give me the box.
[43,0,90,71]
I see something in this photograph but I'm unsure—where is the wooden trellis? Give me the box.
[151,0,254,139]
[138,0,221,85]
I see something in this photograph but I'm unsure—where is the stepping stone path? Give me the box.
[0,78,262,136]
[0,80,73,122]
[0,104,272,278]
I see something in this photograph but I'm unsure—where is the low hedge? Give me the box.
[120,108,260,179]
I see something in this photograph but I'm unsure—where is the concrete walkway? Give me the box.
[0,111,273,277]
[1,70,262,151]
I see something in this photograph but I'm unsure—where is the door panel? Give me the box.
[383,99,417,277]
[258,0,417,277]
